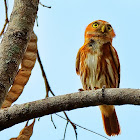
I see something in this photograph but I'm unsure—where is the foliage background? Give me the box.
[0,0,140,139]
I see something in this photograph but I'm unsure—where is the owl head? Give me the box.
[84,20,116,43]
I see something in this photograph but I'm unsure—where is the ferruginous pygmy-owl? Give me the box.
[76,20,120,136]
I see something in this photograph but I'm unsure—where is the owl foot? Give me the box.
[94,87,98,90]
[102,85,106,97]
[78,88,84,91]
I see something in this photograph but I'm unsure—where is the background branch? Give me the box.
[0,0,9,37]
[0,0,39,107]
[37,50,77,138]
[39,2,51,8]
[0,88,139,131]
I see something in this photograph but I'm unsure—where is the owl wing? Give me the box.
[110,46,120,88]
[76,48,81,75]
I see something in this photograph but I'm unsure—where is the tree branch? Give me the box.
[0,88,139,131]
[0,0,9,37]
[0,0,39,107]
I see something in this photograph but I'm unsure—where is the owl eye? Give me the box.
[107,25,112,31]
[92,22,99,28]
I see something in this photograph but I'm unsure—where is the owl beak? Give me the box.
[101,25,105,33]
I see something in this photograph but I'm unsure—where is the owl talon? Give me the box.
[102,85,106,97]
[78,88,84,91]
[94,87,98,90]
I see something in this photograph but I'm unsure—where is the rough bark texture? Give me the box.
[0,0,39,107]
[1,31,37,109]
[0,88,140,131]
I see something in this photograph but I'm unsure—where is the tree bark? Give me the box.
[0,0,39,107]
[0,88,140,131]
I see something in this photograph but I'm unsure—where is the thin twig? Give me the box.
[37,50,50,97]
[37,50,56,127]
[37,50,77,138]
[25,120,29,127]
[37,50,57,130]
[49,88,55,96]
[36,16,39,27]
[63,111,77,139]
[63,121,69,140]
[0,0,9,37]
[39,2,51,8]
[55,114,110,140]
[51,115,57,129]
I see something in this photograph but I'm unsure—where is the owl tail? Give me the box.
[99,105,121,136]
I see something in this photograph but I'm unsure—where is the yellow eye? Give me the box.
[92,22,99,28]
[107,25,112,31]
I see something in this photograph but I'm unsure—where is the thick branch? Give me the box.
[0,0,39,107]
[0,88,140,131]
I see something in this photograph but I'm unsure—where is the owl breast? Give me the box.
[80,43,118,90]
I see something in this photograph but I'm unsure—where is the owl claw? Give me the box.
[78,88,84,91]
[94,87,98,90]
[102,85,106,97]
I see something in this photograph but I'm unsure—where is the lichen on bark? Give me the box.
[0,0,39,107]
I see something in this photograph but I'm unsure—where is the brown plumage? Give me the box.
[76,20,120,136]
